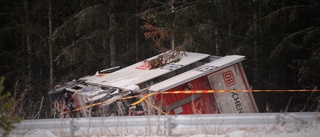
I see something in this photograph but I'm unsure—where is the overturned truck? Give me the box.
[49,51,258,117]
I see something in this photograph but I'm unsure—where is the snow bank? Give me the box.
[80,121,319,137]
[22,129,56,137]
[9,113,320,137]
[9,123,319,137]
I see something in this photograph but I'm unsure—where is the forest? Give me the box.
[0,0,319,119]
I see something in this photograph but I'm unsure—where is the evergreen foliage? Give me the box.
[0,77,22,136]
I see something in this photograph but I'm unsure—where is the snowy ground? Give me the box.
[14,126,320,137]
[10,122,319,137]
[9,113,320,137]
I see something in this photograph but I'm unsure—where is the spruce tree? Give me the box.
[0,77,22,136]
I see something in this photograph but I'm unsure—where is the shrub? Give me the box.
[0,77,22,136]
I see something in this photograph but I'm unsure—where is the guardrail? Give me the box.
[12,112,319,136]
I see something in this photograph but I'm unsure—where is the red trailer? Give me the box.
[148,55,258,114]
[48,51,258,117]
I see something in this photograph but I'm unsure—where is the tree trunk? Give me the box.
[135,0,139,62]
[170,0,175,50]
[48,0,54,88]
[109,14,116,67]
[27,38,33,90]
[24,0,33,92]
[215,29,220,55]
[135,21,139,62]
[253,0,261,88]
[102,38,108,66]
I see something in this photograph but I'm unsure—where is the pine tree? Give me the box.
[0,77,22,136]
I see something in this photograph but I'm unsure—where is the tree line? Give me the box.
[0,0,319,118]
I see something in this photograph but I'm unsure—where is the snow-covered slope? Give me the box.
[9,112,320,137]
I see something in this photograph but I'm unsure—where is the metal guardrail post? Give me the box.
[166,117,172,136]
[275,114,281,124]
[70,119,75,137]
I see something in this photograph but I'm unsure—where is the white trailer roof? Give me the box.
[148,55,245,92]
[85,52,210,90]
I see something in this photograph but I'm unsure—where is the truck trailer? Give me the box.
[48,50,258,117]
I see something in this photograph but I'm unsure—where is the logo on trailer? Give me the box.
[223,70,236,87]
